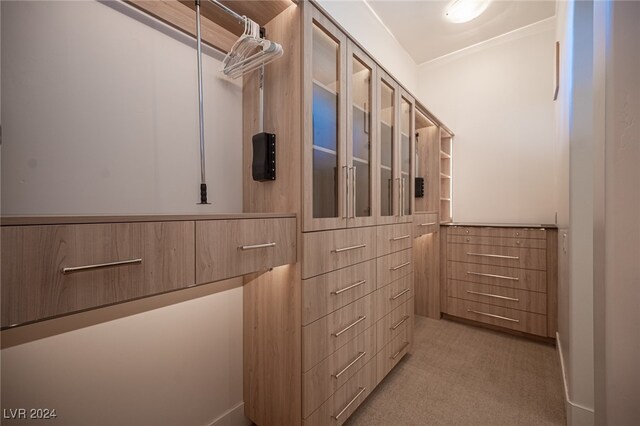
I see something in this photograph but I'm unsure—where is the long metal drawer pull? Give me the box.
[239,242,276,250]
[390,234,411,241]
[467,252,520,260]
[332,387,367,420]
[61,258,142,275]
[332,351,367,379]
[466,290,519,302]
[467,309,520,323]
[332,280,366,295]
[466,271,519,281]
[390,315,410,330]
[390,261,411,271]
[391,342,410,360]
[333,244,366,253]
[390,288,410,300]
[420,222,437,226]
[332,316,366,337]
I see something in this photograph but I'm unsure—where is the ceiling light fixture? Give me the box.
[445,0,490,24]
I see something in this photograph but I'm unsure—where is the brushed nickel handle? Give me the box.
[390,261,411,271]
[390,288,410,300]
[332,280,366,295]
[420,222,437,226]
[61,258,142,275]
[343,165,349,219]
[391,341,410,359]
[390,315,410,330]
[466,290,519,302]
[467,252,519,260]
[467,309,519,323]
[332,316,366,337]
[239,242,276,250]
[466,271,519,281]
[391,234,411,241]
[401,177,406,216]
[351,166,357,219]
[332,386,366,420]
[332,351,366,379]
[333,243,366,253]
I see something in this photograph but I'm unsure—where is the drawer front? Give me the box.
[303,326,376,418]
[303,293,376,371]
[196,218,296,284]
[376,223,413,257]
[448,234,546,249]
[447,280,546,314]
[448,243,546,271]
[2,222,195,327]
[448,261,547,292]
[303,227,377,279]
[447,226,547,240]
[303,260,377,326]
[377,298,414,351]
[446,298,548,336]
[414,213,439,237]
[376,249,413,288]
[375,273,414,319]
[376,327,412,384]
[303,357,376,425]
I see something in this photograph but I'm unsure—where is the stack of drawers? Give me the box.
[443,225,555,338]
[301,223,414,425]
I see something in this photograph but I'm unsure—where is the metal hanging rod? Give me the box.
[206,0,247,25]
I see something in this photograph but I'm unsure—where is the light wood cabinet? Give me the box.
[442,225,557,338]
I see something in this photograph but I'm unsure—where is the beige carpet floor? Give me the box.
[345,316,566,426]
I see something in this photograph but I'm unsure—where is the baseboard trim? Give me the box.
[556,332,595,425]
[207,402,252,426]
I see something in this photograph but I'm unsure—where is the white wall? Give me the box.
[1,0,242,215]
[316,0,418,94]
[1,2,247,425]
[417,18,557,224]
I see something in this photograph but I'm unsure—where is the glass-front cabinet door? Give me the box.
[346,42,377,227]
[304,8,348,231]
[377,71,399,224]
[399,90,415,221]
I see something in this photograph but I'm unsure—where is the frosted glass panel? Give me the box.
[352,56,371,218]
[380,81,394,217]
[401,97,411,215]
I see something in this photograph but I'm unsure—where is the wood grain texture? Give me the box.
[447,243,547,271]
[447,234,547,249]
[302,292,376,371]
[126,0,236,53]
[302,260,376,326]
[302,226,377,279]
[195,218,296,284]
[414,115,439,214]
[376,298,413,351]
[414,231,440,318]
[243,3,302,217]
[375,248,413,288]
[447,226,548,240]
[302,325,376,418]
[447,280,547,315]
[1,222,195,328]
[375,273,414,319]
[440,225,449,313]
[447,261,547,293]
[414,212,439,237]
[376,223,413,257]
[375,324,412,385]
[446,298,548,337]
[244,264,302,426]
[546,229,558,337]
[304,356,376,426]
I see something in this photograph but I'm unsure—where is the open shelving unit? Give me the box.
[440,128,453,223]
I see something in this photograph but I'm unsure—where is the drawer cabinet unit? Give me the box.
[1,221,195,328]
[376,324,413,384]
[376,273,414,318]
[376,248,413,288]
[377,298,414,351]
[442,225,557,338]
[376,222,413,257]
[196,218,296,284]
[413,212,439,237]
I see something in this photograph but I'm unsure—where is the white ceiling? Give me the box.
[366,0,556,64]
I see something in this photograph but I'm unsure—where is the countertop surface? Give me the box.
[441,222,557,229]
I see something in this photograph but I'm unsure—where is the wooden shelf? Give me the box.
[313,145,337,156]
[440,173,451,179]
[440,151,451,159]
[353,156,369,165]
[313,79,338,96]
[440,198,451,201]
